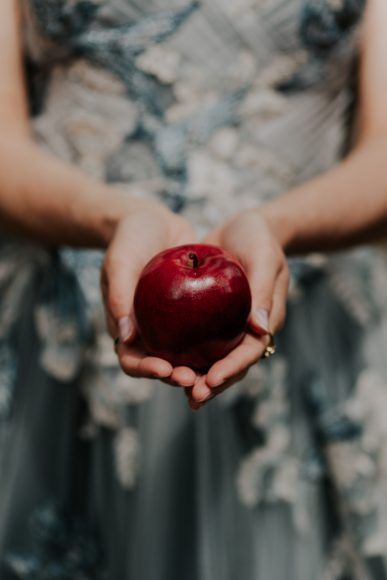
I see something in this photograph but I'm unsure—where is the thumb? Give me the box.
[102,219,152,343]
[246,255,279,336]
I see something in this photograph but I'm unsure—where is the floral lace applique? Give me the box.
[234,357,317,531]
[34,255,90,382]
[300,0,365,57]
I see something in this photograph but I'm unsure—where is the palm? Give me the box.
[102,203,198,387]
[186,212,289,407]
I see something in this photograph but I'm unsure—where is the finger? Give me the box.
[247,252,282,334]
[161,378,181,387]
[184,377,208,410]
[269,267,290,333]
[170,366,197,387]
[103,260,137,344]
[184,385,202,411]
[187,370,248,409]
[205,334,267,389]
[190,375,212,403]
[161,368,197,388]
[101,271,118,338]
[105,310,118,339]
[103,216,159,344]
[102,265,136,345]
[118,343,173,379]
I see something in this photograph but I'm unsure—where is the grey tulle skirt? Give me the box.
[1,248,387,580]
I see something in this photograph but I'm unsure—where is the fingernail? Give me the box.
[118,316,133,342]
[193,385,212,403]
[254,308,269,332]
[196,391,213,404]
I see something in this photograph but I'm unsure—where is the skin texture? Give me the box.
[1,0,387,406]
[134,245,252,369]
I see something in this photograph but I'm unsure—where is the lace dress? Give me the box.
[2,0,387,578]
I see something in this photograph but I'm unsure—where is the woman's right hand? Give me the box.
[101,198,198,387]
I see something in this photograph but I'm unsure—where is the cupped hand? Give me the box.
[101,198,197,387]
[187,209,289,408]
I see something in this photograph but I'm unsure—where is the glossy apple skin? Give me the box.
[133,244,252,370]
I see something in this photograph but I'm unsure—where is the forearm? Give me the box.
[261,136,387,255]
[0,3,124,248]
[0,135,137,248]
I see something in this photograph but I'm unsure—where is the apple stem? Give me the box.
[188,252,199,269]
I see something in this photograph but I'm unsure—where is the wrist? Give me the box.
[72,186,142,248]
[258,203,296,254]
[88,188,171,248]
[81,188,129,248]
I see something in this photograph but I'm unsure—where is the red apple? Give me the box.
[133,244,252,370]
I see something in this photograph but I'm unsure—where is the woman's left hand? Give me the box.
[187,209,290,409]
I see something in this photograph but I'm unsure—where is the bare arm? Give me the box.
[0,2,198,387]
[261,0,387,254]
[0,138,144,247]
[0,1,149,247]
[189,0,387,405]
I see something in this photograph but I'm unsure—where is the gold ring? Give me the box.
[263,333,276,359]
